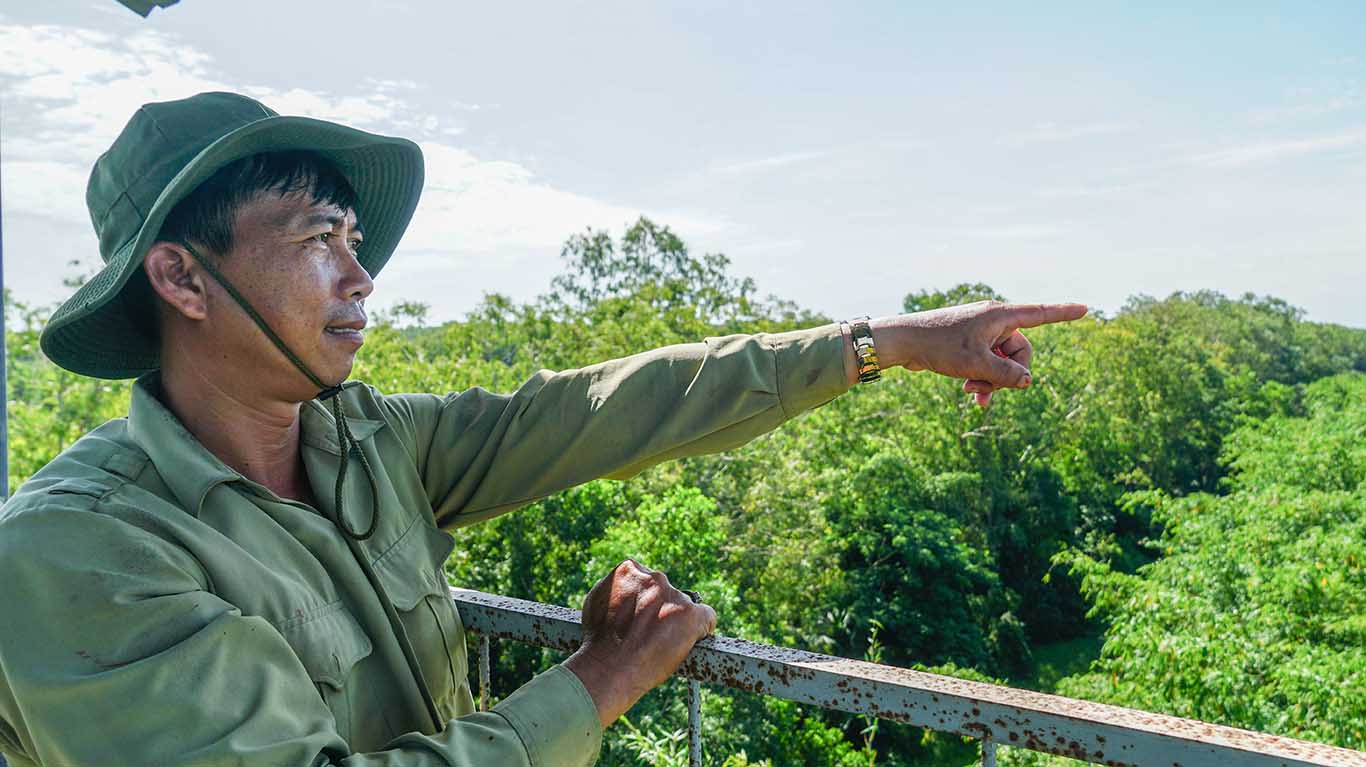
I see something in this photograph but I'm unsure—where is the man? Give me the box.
[0,92,1085,766]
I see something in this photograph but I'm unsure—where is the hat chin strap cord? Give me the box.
[182,242,446,734]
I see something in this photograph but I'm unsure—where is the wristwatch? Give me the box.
[846,316,881,384]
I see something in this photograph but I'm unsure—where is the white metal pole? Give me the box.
[1,136,9,502]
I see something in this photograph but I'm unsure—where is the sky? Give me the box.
[2,1,1364,327]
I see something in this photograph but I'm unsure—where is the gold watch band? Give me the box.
[847,316,881,384]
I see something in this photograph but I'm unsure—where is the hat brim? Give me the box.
[40,115,424,379]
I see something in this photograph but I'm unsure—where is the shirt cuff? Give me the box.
[765,323,853,418]
[492,663,603,767]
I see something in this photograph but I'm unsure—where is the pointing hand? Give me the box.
[851,301,1089,406]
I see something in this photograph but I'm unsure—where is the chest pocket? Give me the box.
[372,515,467,719]
[277,600,374,744]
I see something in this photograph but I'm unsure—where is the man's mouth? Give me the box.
[325,320,366,342]
[325,304,368,344]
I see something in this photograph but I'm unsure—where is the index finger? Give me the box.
[1001,303,1088,329]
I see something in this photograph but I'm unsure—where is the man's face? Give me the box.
[209,187,373,397]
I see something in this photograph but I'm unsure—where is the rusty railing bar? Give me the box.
[452,587,1366,767]
[687,678,702,767]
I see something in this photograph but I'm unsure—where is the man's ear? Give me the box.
[143,242,209,321]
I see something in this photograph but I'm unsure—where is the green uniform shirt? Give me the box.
[0,325,848,767]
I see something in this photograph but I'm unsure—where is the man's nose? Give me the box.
[336,246,375,301]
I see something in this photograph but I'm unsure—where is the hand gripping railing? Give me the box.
[452,587,1366,767]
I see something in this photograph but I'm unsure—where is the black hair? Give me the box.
[157,150,359,257]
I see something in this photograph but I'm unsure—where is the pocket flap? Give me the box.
[373,517,456,610]
[279,601,374,689]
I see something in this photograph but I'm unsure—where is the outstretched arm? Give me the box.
[374,301,1087,529]
[376,325,851,530]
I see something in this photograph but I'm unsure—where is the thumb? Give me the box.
[982,352,1032,389]
[697,603,718,637]
[582,570,614,615]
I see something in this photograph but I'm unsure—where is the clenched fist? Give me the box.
[563,559,716,727]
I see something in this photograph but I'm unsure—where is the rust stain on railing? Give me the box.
[452,588,1366,767]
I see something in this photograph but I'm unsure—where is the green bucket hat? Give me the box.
[39,90,425,379]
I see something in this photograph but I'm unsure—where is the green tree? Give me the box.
[902,283,1005,313]
[5,290,131,494]
[1050,373,1366,750]
[549,217,760,324]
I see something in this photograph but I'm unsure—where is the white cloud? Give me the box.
[242,87,405,129]
[963,223,1070,241]
[706,138,924,177]
[1191,131,1366,168]
[405,142,720,254]
[999,121,1128,146]
[0,160,91,225]
[1032,182,1150,200]
[0,24,224,161]
[1251,97,1360,123]
[728,237,804,254]
[0,19,717,274]
[1249,82,1363,124]
[711,149,833,175]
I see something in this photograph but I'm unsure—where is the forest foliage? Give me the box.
[6,217,1365,766]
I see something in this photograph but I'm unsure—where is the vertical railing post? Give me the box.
[687,679,702,767]
[478,635,491,712]
[981,733,997,767]
[1,139,9,501]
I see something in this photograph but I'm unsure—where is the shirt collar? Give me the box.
[127,375,386,515]
[298,386,387,455]
[128,374,239,516]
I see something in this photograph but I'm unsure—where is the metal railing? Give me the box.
[452,587,1366,767]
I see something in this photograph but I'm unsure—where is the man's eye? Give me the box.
[349,239,363,252]
[312,232,331,244]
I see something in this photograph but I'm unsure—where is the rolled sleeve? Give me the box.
[492,664,603,767]
[759,324,850,418]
